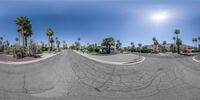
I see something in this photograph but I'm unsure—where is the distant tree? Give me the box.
[0,37,4,52]
[173,37,176,44]
[63,40,68,49]
[0,37,3,43]
[101,37,115,54]
[75,37,81,50]
[50,37,54,50]
[116,40,122,50]
[170,44,174,52]
[198,37,200,51]
[40,41,47,51]
[163,41,167,45]
[192,38,195,47]
[138,43,142,48]
[55,37,60,49]
[138,43,142,56]
[70,44,76,50]
[78,37,81,41]
[176,38,182,52]
[46,28,54,51]
[174,29,181,54]
[162,40,167,52]
[152,37,159,53]
[130,42,135,51]
[4,40,10,47]
[15,37,19,44]
[192,38,198,49]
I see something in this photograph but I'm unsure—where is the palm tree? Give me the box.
[63,40,67,49]
[138,43,142,48]
[193,38,198,49]
[173,37,176,44]
[78,37,80,42]
[174,29,180,38]
[131,42,135,48]
[116,40,122,50]
[162,40,167,52]
[15,37,19,44]
[15,16,32,47]
[40,41,46,51]
[163,41,167,45]
[130,42,135,52]
[152,37,158,52]
[55,37,60,49]
[172,37,176,52]
[50,37,54,51]
[192,38,198,49]
[192,38,196,48]
[101,37,115,54]
[0,37,3,45]
[138,43,142,57]
[75,37,81,50]
[174,29,181,54]
[198,37,200,50]
[176,38,182,52]
[46,28,54,51]
[0,37,3,52]
[0,37,3,41]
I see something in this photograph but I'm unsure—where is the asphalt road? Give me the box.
[0,50,200,100]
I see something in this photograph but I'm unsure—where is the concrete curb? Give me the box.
[0,52,61,65]
[192,56,200,63]
[74,51,145,65]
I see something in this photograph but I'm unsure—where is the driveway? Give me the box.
[0,50,200,100]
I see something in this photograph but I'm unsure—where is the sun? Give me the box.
[150,11,170,23]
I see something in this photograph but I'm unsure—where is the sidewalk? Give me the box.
[74,51,145,65]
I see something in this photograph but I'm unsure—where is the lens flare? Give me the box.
[150,11,170,23]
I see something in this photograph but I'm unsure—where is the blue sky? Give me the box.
[0,0,200,46]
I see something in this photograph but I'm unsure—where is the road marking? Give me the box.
[192,56,200,63]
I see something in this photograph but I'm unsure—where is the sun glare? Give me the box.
[150,11,170,23]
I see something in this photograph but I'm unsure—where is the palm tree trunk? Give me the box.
[177,45,180,54]
[199,41,200,51]
[48,36,50,52]
[51,42,53,51]
[108,45,111,54]
[18,33,20,44]
[155,45,157,52]
[23,35,25,47]
[176,34,180,54]
[25,36,27,47]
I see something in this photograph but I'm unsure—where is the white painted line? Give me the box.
[74,51,145,65]
[192,56,200,63]
[0,52,61,65]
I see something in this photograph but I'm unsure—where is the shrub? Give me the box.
[141,46,151,53]
[192,49,199,53]
[118,48,124,53]
[28,41,38,56]
[13,44,26,58]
